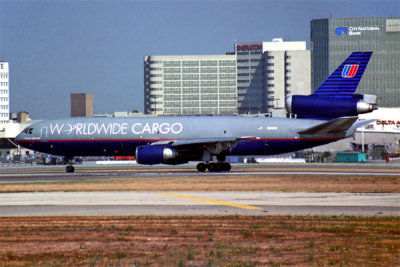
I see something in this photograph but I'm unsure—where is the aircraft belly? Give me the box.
[32,140,147,157]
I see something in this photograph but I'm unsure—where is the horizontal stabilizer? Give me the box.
[298,117,358,135]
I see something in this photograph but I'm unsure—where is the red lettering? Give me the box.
[237,43,262,51]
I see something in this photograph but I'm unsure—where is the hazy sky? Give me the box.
[1,0,399,119]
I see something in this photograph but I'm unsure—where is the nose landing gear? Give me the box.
[66,165,75,173]
[65,157,75,173]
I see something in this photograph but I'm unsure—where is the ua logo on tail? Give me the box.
[342,64,359,78]
[313,52,372,95]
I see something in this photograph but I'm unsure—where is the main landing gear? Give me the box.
[196,162,231,172]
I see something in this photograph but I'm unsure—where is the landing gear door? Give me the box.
[40,127,48,142]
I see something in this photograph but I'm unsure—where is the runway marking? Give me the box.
[158,193,262,210]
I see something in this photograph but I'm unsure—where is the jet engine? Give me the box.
[135,145,188,165]
[286,94,376,120]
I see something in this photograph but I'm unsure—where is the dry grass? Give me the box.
[0,215,398,266]
[1,174,399,193]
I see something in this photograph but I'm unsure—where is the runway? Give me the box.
[0,191,398,216]
[0,162,399,217]
[0,162,399,183]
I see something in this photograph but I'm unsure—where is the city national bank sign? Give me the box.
[335,26,380,36]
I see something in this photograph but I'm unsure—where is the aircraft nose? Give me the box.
[15,132,24,143]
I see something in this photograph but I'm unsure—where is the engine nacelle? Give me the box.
[286,95,376,119]
[135,145,188,165]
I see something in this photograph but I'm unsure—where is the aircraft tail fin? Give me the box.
[286,52,376,120]
[313,52,373,96]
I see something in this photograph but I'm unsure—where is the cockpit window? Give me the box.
[23,128,34,134]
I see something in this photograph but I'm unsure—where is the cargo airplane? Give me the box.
[16,52,376,172]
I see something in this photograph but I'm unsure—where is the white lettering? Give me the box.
[132,123,142,134]
[88,123,97,135]
[171,122,183,134]
[52,121,184,136]
[112,123,121,134]
[142,123,151,134]
[76,123,83,135]
[159,123,170,134]
[152,123,159,134]
[121,123,128,135]
[50,124,64,135]
[98,123,111,135]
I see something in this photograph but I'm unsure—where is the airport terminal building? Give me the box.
[311,17,400,107]
[144,40,311,115]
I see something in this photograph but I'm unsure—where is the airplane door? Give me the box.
[40,127,48,142]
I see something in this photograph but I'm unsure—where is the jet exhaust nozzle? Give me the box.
[356,101,377,114]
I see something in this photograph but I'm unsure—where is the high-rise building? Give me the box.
[235,40,310,114]
[144,40,310,116]
[144,55,237,115]
[0,62,9,125]
[311,17,400,107]
[70,93,93,117]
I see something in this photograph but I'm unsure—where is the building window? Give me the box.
[182,61,199,66]
[200,60,218,66]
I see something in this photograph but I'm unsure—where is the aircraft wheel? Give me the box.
[196,163,207,172]
[221,162,231,172]
[207,163,221,172]
[66,165,75,173]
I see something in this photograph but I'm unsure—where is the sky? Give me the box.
[1,0,399,119]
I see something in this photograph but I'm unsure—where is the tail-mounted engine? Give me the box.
[286,94,377,120]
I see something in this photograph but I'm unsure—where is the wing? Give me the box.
[150,136,254,156]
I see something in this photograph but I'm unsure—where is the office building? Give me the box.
[311,17,400,107]
[0,62,9,125]
[70,93,93,117]
[144,55,237,115]
[144,40,310,115]
[236,40,310,114]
